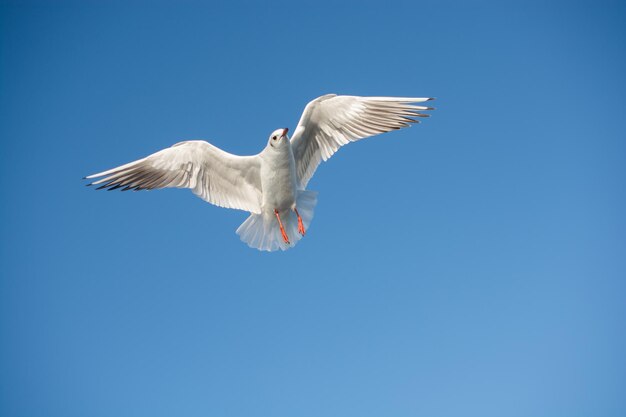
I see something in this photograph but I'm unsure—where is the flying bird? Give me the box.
[85,94,434,251]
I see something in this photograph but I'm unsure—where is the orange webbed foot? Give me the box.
[294,208,306,236]
[274,209,290,244]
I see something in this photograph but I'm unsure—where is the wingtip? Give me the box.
[427,97,436,101]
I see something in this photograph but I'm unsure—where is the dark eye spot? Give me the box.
[272,136,277,140]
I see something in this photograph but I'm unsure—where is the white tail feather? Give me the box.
[236,190,318,252]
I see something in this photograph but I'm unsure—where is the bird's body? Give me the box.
[259,130,297,214]
[86,94,434,251]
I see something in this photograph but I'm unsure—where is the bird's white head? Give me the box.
[268,128,289,149]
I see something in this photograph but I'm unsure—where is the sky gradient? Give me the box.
[1,1,625,416]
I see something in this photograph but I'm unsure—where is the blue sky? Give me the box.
[1,1,625,416]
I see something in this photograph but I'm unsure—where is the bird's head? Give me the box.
[268,128,289,149]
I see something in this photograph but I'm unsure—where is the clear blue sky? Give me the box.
[1,1,625,416]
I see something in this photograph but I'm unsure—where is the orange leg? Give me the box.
[274,209,290,244]
[294,208,306,235]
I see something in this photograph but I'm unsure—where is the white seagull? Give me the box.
[85,94,434,251]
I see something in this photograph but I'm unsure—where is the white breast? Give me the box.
[260,142,298,212]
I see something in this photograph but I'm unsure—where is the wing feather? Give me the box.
[290,95,434,188]
[86,140,263,213]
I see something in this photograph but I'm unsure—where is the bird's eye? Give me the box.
[272,136,277,140]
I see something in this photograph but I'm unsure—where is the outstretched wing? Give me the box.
[85,140,263,213]
[290,94,434,189]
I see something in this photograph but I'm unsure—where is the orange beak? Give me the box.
[281,128,288,138]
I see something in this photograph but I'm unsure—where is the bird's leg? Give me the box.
[274,209,290,244]
[294,208,306,236]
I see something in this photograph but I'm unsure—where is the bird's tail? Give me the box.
[236,190,318,252]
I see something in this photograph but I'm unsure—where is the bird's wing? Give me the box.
[290,94,434,188]
[85,140,263,213]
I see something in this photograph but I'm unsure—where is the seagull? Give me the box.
[85,94,434,251]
